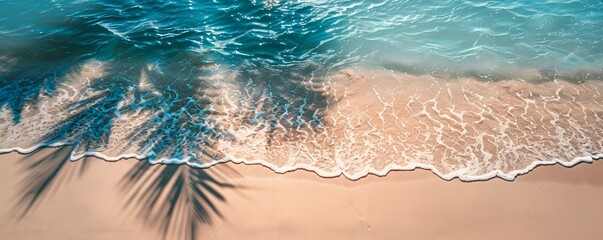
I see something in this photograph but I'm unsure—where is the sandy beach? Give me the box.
[1,148,603,240]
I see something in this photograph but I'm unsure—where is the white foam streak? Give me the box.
[1,67,602,182]
[1,146,600,182]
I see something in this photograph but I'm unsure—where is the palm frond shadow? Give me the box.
[120,161,239,240]
[11,146,240,240]
[13,146,89,218]
[0,16,114,123]
[37,49,231,164]
[235,63,333,145]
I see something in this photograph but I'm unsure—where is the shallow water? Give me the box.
[1,0,602,180]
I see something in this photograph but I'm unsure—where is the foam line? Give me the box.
[2,144,601,182]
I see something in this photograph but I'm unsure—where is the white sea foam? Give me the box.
[1,66,602,181]
[1,145,601,182]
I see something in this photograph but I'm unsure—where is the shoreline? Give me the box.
[2,146,601,182]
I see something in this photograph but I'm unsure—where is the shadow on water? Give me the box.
[0,19,104,123]
[36,47,232,165]
[234,62,331,140]
[1,0,339,154]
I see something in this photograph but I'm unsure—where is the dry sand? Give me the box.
[1,149,603,240]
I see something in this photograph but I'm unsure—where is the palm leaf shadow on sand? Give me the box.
[13,146,89,218]
[120,160,239,240]
[11,146,239,240]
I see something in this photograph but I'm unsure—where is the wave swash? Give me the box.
[1,0,602,181]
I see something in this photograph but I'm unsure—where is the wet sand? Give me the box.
[3,67,601,182]
[1,149,603,240]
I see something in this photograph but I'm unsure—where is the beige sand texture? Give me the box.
[1,149,603,240]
